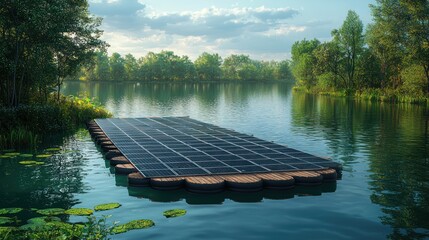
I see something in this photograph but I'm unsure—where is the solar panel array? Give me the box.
[95,117,340,178]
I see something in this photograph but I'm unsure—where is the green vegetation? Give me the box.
[36,208,65,216]
[71,51,293,82]
[0,217,13,225]
[163,209,187,218]
[64,208,94,216]
[291,2,429,104]
[18,161,44,166]
[0,0,111,149]
[112,219,155,234]
[94,203,121,211]
[0,208,23,215]
[0,95,111,149]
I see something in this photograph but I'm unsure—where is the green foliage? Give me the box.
[94,203,121,211]
[291,3,429,103]
[74,51,292,82]
[0,0,106,107]
[36,208,65,216]
[0,208,23,215]
[64,208,94,216]
[194,52,223,80]
[0,94,111,149]
[112,219,154,234]
[0,217,13,225]
[163,209,187,218]
[18,161,44,166]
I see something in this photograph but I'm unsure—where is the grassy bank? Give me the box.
[0,95,111,149]
[293,86,429,105]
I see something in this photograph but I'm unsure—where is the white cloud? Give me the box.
[90,0,304,60]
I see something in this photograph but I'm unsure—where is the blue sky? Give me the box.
[89,0,375,60]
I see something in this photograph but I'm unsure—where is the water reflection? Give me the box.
[126,183,337,204]
[291,91,429,239]
[0,131,86,210]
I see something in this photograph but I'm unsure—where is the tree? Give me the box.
[332,10,364,89]
[222,54,252,80]
[0,0,106,106]
[109,52,125,81]
[291,39,320,88]
[194,52,222,80]
[124,54,139,81]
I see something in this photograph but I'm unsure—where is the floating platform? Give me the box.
[88,117,341,192]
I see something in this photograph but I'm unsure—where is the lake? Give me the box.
[1,81,428,239]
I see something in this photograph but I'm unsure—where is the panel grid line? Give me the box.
[95,117,334,178]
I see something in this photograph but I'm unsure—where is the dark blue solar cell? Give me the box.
[262,153,289,159]
[250,159,281,165]
[275,158,305,164]
[222,160,256,167]
[152,152,179,158]
[213,155,242,161]
[206,167,238,174]
[140,169,177,177]
[309,162,341,169]
[157,156,188,163]
[174,168,208,175]
[288,152,316,158]
[166,162,199,169]
[134,163,166,170]
[132,157,160,164]
[236,166,266,173]
[227,149,252,155]
[252,149,277,154]
[186,155,216,162]
[300,157,330,162]
[265,164,297,171]
[289,163,323,170]
[238,154,267,160]
[196,161,227,168]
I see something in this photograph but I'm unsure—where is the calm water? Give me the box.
[1,81,428,239]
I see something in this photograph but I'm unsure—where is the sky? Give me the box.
[88,0,376,61]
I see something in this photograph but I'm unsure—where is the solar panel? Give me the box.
[95,117,339,178]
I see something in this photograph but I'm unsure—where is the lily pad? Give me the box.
[0,208,23,215]
[36,208,65,216]
[19,154,34,158]
[112,219,155,234]
[0,155,11,159]
[36,154,52,158]
[45,147,61,152]
[27,216,61,224]
[94,203,121,211]
[19,161,38,165]
[64,208,93,216]
[163,209,186,218]
[0,217,13,225]
[4,152,20,156]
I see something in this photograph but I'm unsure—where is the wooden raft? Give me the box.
[87,120,340,193]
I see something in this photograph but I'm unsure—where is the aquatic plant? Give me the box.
[45,147,61,152]
[0,217,13,225]
[112,219,154,234]
[18,161,44,166]
[0,155,11,159]
[35,154,52,158]
[163,209,187,218]
[19,154,34,158]
[4,152,20,156]
[27,216,61,225]
[64,208,94,216]
[0,208,23,215]
[94,203,121,211]
[36,208,65,216]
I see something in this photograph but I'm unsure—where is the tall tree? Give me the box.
[0,0,106,106]
[194,52,222,80]
[332,10,364,89]
[291,39,320,88]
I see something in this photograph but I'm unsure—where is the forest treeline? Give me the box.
[291,0,429,101]
[70,51,293,82]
